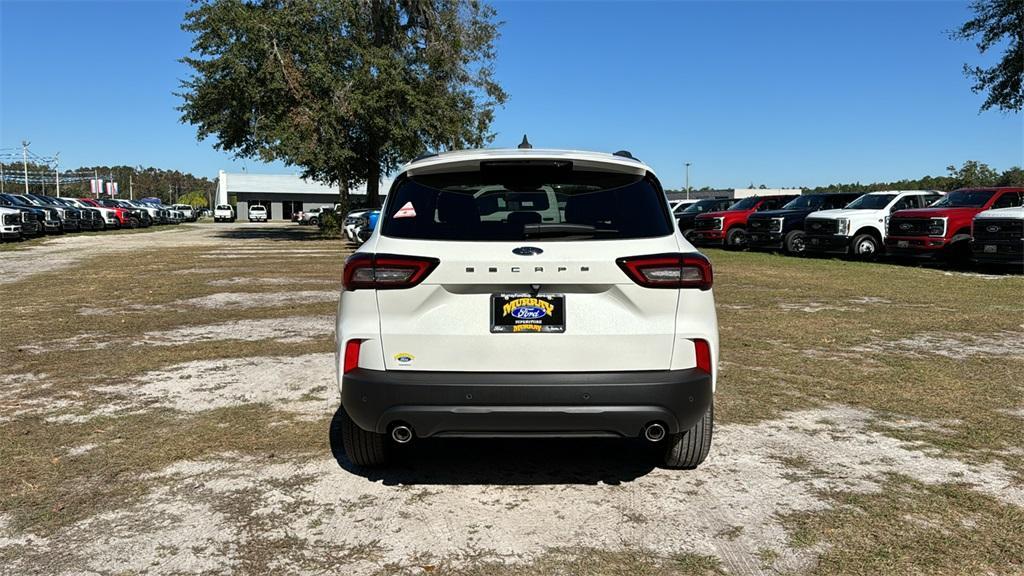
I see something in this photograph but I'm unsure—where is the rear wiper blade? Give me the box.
[522,223,619,238]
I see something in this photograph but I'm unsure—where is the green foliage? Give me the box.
[179,0,507,208]
[177,191,209,208]
[952,0,1023,112]
[318,210,342,238]
[805,160,1023,194]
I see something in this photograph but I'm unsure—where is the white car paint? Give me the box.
[248,205,268,222]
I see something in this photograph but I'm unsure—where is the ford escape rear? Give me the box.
[336,149,719,469]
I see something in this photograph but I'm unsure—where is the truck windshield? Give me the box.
[929,190,994,208]
[726,197,759,211]
[680,199,723,214]
[381,169,671,241]
[844,194,897,209]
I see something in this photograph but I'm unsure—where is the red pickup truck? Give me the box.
[692,195,797,249]
[885,187,1024,260]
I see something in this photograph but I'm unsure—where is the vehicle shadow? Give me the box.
[328,404,659,486]
[211,224,330,242]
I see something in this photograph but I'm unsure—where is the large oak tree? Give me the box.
[179,0,507,207]
[952,0,1023,112]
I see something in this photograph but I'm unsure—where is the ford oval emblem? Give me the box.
[899,223,912,231]
[986,225,1000,233]
[511,306,547,319]
[513,246,543,256]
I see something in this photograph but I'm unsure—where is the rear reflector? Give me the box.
[616,253,713,290]
[343,340,362,374]
[343,253,440,290]
[693,339,712,374]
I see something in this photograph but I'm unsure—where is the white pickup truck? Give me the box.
[214,204,235,223]
[802,190,944,258]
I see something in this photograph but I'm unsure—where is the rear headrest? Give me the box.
[437,193,480,226]
[507,211,541,229]
[565,192,613,225]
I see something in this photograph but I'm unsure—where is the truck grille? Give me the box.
[805,218,836,234]
[695,218,719,231]
[888,218,929,236]
[974,219,1023,241]
[748,219,767,231]
[3,213,18,225]
[21,212,38,223]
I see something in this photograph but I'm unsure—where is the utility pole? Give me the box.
[22,140,30,194]
[129,173,133,200]
[55,152,61,197]
[1,162,4,193]
[685,162,691,200]
[93,169,99,198]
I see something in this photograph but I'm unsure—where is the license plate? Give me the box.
[491,293,565,333]
[810,237,819,245]
[749,234,760,241]
[897,240,909,248]
[984,245,997,253]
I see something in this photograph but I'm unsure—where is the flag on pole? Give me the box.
[90,179,103,196]
[106,182,119,197]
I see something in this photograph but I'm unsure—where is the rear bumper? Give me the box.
[341,368,713,438]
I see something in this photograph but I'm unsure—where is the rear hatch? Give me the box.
[369,158,683,372]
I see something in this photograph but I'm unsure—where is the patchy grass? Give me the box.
[784,476,1024,576]
[707,248,1024,476]
[0,406,327,534]
[1,227,1022,575]
[369,547,725,576]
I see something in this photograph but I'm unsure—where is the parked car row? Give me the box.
[341,208,380,244]
[0,193,192,241]
[685,187,1024,268]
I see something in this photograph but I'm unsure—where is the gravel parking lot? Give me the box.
[2,223,1022,575]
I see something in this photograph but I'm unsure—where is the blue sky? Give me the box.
[1,1,1020,190]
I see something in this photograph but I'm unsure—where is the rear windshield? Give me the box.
[680,199,726,214]
[381,168,671,241]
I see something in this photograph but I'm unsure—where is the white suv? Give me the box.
[335,148,719,468]
[803,190,944,257]
[248,205,268,222]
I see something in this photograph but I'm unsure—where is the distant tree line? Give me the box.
[804,161,1024,194]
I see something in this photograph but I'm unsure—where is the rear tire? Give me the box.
[310,218,319,226]
[340,406,390,467]
[663,402,713,469]
[725,227,747,250]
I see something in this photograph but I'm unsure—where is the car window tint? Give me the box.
[381,169,671,241]
[991,192,1023,209]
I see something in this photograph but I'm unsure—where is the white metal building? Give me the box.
[216,171,391,220]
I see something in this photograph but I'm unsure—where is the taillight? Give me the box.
[343,253,440,290]
[343,339,362,374]
[693,339,712,374]
[616,253,713,290]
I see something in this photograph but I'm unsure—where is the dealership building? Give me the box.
[216,171,391,220]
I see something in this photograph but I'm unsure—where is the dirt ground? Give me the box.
[1,223,1022,576]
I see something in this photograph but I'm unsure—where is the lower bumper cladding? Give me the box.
[341,368,713,439]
